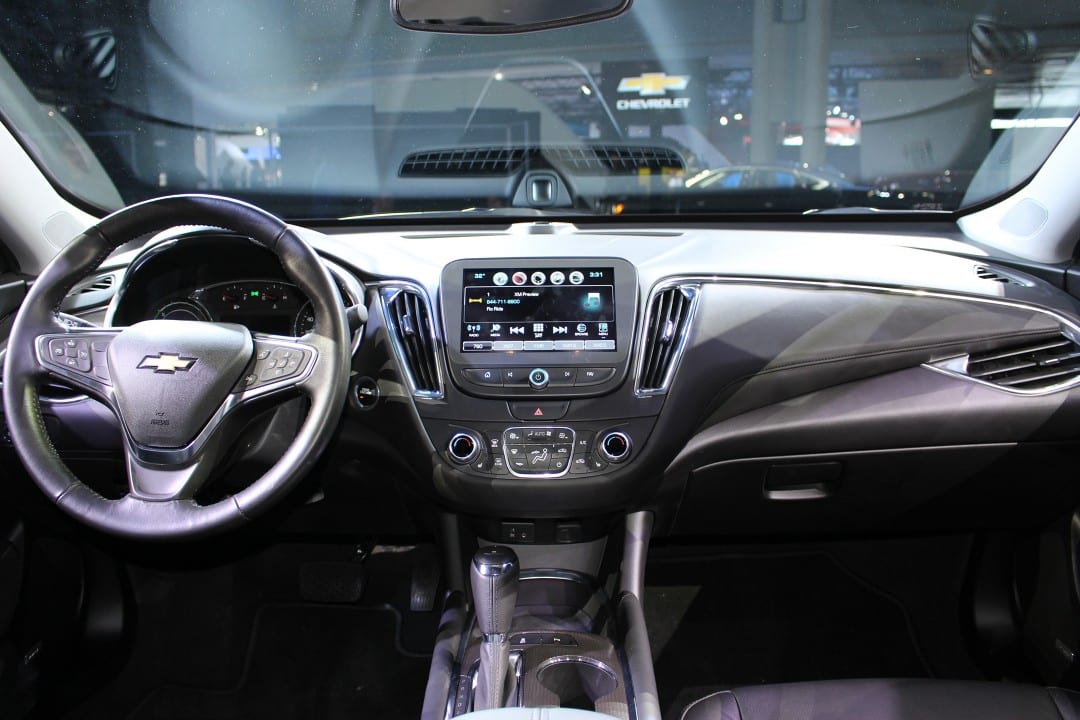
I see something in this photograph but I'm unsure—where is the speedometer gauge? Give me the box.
[153,299,210,322]
[293,300,316,336]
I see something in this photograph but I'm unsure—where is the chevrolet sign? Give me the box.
[616,72,691,111]
[617,72,690,96]
[137,353,197,374]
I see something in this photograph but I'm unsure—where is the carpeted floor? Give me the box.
[644,549,944,719]
[61,543,437,720]
[127,604,429,720]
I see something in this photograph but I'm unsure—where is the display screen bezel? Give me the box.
[441,257,638,377]
[460,265,618,354]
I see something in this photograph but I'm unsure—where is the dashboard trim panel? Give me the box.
[632,273,1080,398]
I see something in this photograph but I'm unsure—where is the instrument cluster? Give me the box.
[150,280,314,336]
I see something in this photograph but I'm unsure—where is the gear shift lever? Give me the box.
[470,546,519,710]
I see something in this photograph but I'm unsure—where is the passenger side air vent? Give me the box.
[932,333,1080,393]
[637,284,699,394]
[974,265,1029,286]
[383,286,442,397]
[399,145,685,177]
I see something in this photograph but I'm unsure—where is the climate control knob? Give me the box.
[448,432,481,464]
[598,431,632,463]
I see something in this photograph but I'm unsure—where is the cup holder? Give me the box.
[535,656,618,710]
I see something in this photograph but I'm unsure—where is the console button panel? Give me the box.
[462,366,617,390]
[502,426,575,477]
[432,418,655,481]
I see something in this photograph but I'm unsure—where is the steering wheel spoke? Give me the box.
[234,334,321,402]
[33,327,121,403]
[124,435,219,501]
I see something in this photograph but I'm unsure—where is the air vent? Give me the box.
[637,284,698,393]
[974,265,1029,286]
[543,145,685,175]
[400,148,529,177]
[400,145,685,177]
[938,333,1080,393]
[75,273,115,294]
[383,287,441,396]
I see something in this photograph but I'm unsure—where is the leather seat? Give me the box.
[680,679,1080,720]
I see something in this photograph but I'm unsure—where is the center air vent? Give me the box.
[382,286,442,397]
[400,145,685,177]
[931,333,1080,393]
[637,284,699,393]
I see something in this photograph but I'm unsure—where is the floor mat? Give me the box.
[127,604,429,720]
[645,550,933,720]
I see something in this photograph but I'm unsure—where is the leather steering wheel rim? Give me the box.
[1,194,351,540]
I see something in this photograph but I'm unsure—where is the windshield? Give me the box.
[0,0,1078,219]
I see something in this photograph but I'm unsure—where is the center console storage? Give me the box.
[423,513,660,720]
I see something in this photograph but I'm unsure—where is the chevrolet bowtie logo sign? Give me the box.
[137,353,197,374]
[617,72,689,97]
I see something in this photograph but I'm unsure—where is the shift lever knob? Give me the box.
[471,545,519,638]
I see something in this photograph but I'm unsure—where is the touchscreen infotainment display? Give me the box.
[461,267,616,352]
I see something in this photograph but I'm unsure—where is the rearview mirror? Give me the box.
[392,0,631,34]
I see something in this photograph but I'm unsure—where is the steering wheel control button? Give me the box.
[576,367,616,386]
[45,336,99,375]
[464,368,502,386]
[598,431,632,463]
[242,342,313,391]
[528,367,550,390]
[448,433,480,464]
[508,401,569,421]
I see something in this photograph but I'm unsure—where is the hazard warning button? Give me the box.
[508,400,570,421]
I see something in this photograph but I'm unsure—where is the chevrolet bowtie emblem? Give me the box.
[137,353,197,374]
[617,72,690,97]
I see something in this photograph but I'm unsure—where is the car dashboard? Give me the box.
[32,218,1080,543]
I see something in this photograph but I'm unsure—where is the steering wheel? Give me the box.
[1,195,351,540]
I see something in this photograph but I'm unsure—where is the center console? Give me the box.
[404,261,663,720]
[413,258,662,522]
[423,514,661,720]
